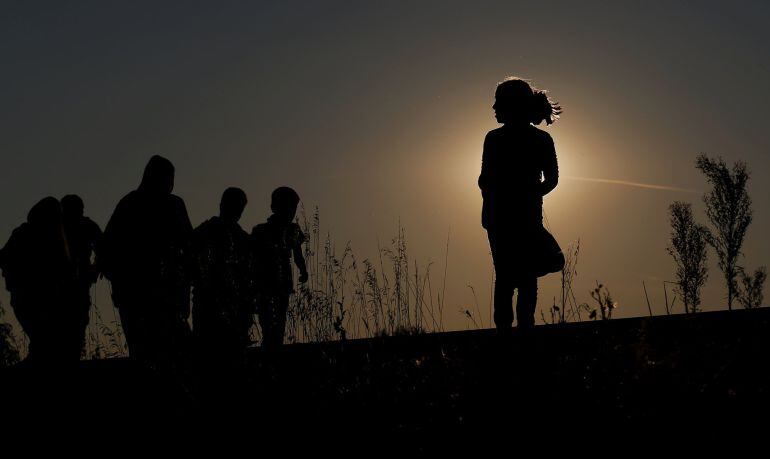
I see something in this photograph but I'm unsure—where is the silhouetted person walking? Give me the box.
[61,194,102,360]
[99,156,193,366]
[192,187,254,362]
[478,77,561,331]
[0,197,78,364]
[251,187,308,349]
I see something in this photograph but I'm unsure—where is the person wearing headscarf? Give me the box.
[100,155,193,365]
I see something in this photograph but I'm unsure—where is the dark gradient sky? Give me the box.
[1,1,769,330]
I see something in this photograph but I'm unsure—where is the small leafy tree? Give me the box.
[696,154,753,310]
[738,267,767,309]
[667,202,709,313]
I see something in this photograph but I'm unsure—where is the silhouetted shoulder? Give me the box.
[118,190,141,206]
[169,194,189,215]
[532,126,554,146]
[6,224,29,241]
[195,216,246,237]
[0,224,33,290]
[484,127,507,144]
[234,223,250,240]
[194,217,216,235]
[169,194,193,230]
[82,217,102,236]
[250,223,270,246]
[3,224,32,251]
[102,191,140,238]
[106,192,140,228]
[251,223,268,236]
[0,225,28,262]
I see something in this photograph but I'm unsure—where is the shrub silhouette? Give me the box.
[667,201,709,314]
[738,267,767,309]
[696,155,753,310]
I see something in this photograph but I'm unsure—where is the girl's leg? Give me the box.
[493,270,516,330]
[488,230,515,330]
[515,276,538,329]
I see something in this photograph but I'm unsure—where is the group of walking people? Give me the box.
[0,155,308,366]
[1,76,562,367]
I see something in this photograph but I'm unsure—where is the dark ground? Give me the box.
[2,308,769,452]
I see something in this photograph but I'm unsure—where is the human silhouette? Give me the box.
[251,187,308,349]
[61,194,102,360]
[478,77,561,331]
[99,155,193,365]
[191,187,254,361]
[0,197,78,363]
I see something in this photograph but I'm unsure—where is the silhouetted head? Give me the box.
[219,187,248,222]
[493,77,561,126]
[27,196,63,231]
[270,187,300,222]
[61,194,84,222]
[139,155,175,195]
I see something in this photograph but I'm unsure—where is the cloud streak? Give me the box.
[565,176,699,194]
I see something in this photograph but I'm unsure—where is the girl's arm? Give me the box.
[540,135,559,196]
[478,132,493,198]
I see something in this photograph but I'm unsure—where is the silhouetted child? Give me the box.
[478,77,561,331]
[192,187,254,361]
[251,187,308,349]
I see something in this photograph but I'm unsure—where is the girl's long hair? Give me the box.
[497,77,562,125]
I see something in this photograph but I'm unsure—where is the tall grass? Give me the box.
[7,212,627,361]
[542,239,597,324]
[83,287,128,359]
[43,206,453,358]
[282,207,447,344]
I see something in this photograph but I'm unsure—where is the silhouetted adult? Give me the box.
[251,187,308,349]
[478,77,561,331]
[0,197,78,363]
[99,156,193,365]
[61,194,102,359]
[192,187,254,361]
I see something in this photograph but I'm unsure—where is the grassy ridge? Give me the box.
[2,307,769,449]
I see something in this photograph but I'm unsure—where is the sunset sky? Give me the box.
[1,1,768,331]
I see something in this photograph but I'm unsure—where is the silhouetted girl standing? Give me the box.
[479,77,561,331]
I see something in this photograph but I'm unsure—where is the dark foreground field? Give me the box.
[2,308,770,451]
